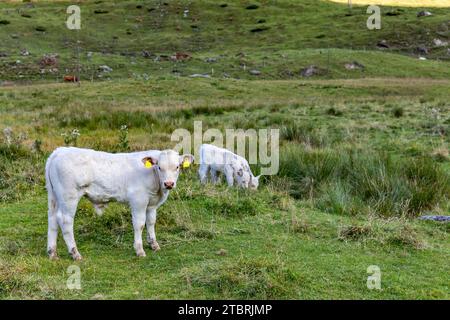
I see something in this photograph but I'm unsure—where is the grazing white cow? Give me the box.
[45,147,194,260]
[198,144,260,189]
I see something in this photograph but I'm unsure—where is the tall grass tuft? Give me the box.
[278,144,449,217]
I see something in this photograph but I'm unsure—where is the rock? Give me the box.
[216,249,227,256]
[0,52,8,57]
[345,61,365,70]
[98,65,113,73]
[39,54,58,67]
[433,39,448,47]
[205,57,218,63]
[416,46,429,55]
[189,74,211,78]
[142,50,153,58]
[376,40,389,49]
[20,49,29,56]
[419,57,427,60]
[249,69,261,76]
[87,51,93,58]
[417,11,432,17]
[300,65,322,77]
[3,127,13,145]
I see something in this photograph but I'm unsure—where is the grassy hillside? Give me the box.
[0,0,449,300]
[0,0,450,82]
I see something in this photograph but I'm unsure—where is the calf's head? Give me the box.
[249,175,261,190]
[142,150,194,191]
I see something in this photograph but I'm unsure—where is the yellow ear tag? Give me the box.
[182,160,190,169]
[145,160,153,169]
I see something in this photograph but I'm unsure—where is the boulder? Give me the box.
[345,61,365,70]
[416,46,429,55]
[417,11,432,17]
[377,40,389,49]
[300,65,322,77]
[249,69,261,76]
[433,39,448,47]
[98,65,113,73]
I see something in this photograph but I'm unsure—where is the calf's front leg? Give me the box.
[146,207,160,251]
[131,203,147,257]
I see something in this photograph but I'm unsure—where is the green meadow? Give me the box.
[0,0,449,299]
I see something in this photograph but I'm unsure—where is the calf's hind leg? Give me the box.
[47,193,59,259]
[57,196,83,261]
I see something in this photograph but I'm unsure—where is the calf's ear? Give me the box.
[142,156,158,168]
[179,154,194,168]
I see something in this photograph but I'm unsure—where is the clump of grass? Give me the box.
[0,262,38,298]
[287,212,309,234]
[326,107,343,116]
[392,107,404,118]
[279,145,449,217]
[56,110,156,130]
[202,194,262,218]
[187,258,298,299]
[338,217,426,249]
[280,122,328,148]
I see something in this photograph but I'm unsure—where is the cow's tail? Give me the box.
[45,149,60,216]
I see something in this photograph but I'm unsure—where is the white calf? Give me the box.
[198,144,260,189]
[45,147,194,260]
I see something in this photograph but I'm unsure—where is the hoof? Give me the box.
[136,250,146,257]
[48,251,59,260]
[71,248,83,261]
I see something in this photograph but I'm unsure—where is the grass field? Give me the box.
[0,0,449,300]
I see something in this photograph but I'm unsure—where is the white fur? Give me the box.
[198,144,260,189]
[45,147,193,260]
